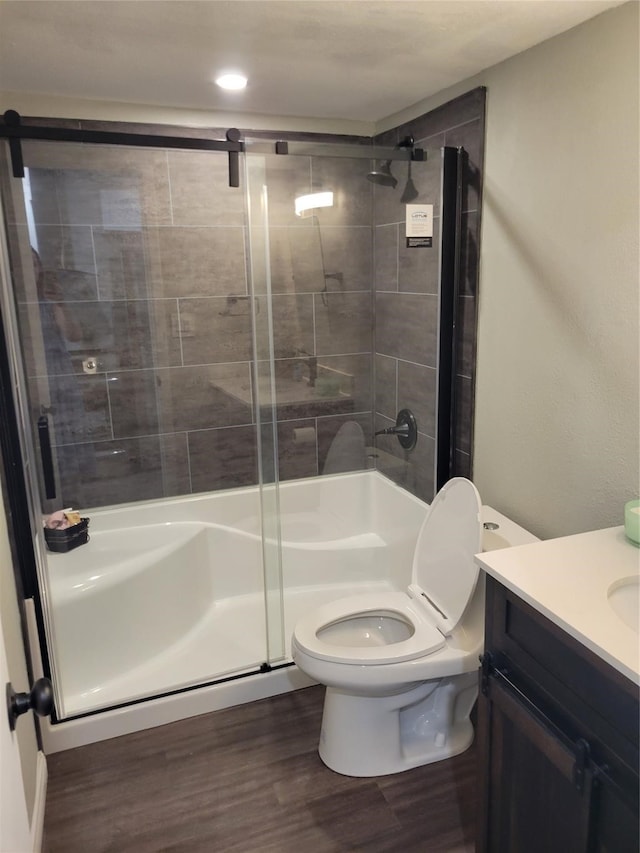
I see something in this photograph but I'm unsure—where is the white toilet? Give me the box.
[292,477,489,777]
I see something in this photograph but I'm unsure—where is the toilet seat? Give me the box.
[293,591,446,665]
[292,478,482,666]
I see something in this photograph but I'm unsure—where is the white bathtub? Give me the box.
[35,471,538,752]
[44,471,425,720]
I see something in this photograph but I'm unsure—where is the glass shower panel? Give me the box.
[245,144,375,487]
[9,139,260,509]
[0,138,281,717]
[244,144,377,662]
[244,153,285,666]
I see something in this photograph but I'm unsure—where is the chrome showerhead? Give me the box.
[366,160,397,188]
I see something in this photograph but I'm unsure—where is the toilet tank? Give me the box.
[458,507,540,644]
[481,506,540,552]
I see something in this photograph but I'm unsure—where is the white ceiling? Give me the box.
[0,0,625,128]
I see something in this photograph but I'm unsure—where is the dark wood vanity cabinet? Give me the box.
[476,577,639,853]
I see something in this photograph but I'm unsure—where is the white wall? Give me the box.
[475,1,639,538]
[0,478,40,827]
[384,2,639,538]
[0,90,372,137]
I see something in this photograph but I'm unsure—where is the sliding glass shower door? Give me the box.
[0,119,462,721]
[0,134,286,718]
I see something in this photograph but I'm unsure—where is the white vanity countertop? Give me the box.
[476,526,640,685]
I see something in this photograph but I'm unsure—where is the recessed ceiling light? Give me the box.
[215,72,248,91]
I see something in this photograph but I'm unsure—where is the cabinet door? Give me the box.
[477,670,594,853]
[590,770,638,853]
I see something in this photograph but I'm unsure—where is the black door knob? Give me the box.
[6,678,54,731]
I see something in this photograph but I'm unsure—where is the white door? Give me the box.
[0,619,31,853]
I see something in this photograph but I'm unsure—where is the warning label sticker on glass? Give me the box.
[405,204,433,247]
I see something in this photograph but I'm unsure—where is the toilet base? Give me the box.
[318,672,477,777]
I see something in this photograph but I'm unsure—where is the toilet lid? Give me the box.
[410,477,482,637]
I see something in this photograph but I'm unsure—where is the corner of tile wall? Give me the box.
[372,88,486,500]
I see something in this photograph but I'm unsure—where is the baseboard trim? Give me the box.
[30,751,47,853]
[40,666,315,753]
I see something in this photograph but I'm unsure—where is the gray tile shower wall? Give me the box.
[2,128,375,508]
[2,91,482,510]
[373,88,485,500]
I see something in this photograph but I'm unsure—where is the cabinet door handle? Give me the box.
[486,659,594,792]
[484,656,635,813]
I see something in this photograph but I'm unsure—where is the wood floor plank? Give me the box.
[44,685,477,852]
[306,783,402,847]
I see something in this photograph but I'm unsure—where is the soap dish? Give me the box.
[624,499,640,545]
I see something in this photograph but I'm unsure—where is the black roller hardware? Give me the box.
[226,128,241,187]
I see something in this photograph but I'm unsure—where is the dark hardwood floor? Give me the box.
[43,685,477,852]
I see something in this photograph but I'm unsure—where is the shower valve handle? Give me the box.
[375,423,410,437]
[374,408,418,451]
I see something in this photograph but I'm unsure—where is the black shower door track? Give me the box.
[0,109,245,185]
[0,110,427,183]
